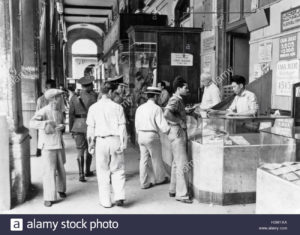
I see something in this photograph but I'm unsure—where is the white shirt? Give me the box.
[86,96,126,137]
[228,89,259,115]
[135,99,170,134]
[200,83,221,110]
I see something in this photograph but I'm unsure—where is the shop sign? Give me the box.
[272,119,294,137]
[258,41,272,63]
[171,53,193,66]
[276,59,300,96]
[279,33,297,60]
[281,6,300,32]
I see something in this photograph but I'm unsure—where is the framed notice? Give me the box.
[279,33,297,60]
[258,41,272,63]
[276,60,300,96]
[281,6,300,32]
[171,53,193,66]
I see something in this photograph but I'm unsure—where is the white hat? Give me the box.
[44,89,64,100]
[144,86,162,95]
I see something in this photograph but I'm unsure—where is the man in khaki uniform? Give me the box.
[87,82,127,208]
[135,87,170,189]
[69,76,97,182]
[30,89,67,207]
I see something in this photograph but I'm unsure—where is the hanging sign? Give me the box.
[279,33,297,60]
[171,53,193,66]
[281,6,300,32]
[276,59,300,96]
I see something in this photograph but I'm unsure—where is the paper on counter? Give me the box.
[229,136,250,145]
[281,173,299,181]
[261,163,282,170]
[270,167,293,175]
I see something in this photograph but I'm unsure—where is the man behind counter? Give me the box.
[208,75,259,117]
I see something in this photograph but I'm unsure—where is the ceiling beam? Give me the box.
[64,4,113,11]
[64,14,109,18]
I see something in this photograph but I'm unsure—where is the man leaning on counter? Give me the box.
[208,75,259,117]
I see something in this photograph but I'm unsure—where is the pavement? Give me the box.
[5,134,255,214]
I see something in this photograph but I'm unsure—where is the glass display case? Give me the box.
[189,116,296,205]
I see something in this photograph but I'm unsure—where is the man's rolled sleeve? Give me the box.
[248,93,259,115]
[165,97,178,113]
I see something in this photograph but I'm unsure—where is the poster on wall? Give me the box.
[281,6,300,32]
[276,59,300,96]
[258,41,272,63]
[279,33,297,60]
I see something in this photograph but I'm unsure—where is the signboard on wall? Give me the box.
[276,59,300,96]
[171,53,193,66]
[258,41,272,63]
[281,6,300,32]
[279,33,297,60]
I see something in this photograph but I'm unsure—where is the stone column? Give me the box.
[21,0,40,156]
[0,0,31,209]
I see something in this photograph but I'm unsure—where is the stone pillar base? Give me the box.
[10,129,31,207]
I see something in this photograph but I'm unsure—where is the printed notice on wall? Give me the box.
[279,33,297,60]
[171,53,193,66]
[276,60,300,96]
[281,6,300,32]
[258,41,272,63]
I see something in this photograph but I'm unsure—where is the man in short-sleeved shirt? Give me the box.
[164,76,192,204]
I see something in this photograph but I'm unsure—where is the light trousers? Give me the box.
[167,126,189,200]
[42,149,66,201]
[95,136,125,207]
[138,132,168,188]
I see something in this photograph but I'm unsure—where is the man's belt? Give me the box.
[138,130,158,134]
[97,135,118,139]
[75,114,87,118]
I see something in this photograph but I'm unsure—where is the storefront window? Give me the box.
[228,0,241,23]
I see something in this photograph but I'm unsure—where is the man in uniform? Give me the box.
[69,76,97,182]
[164,76,192,204]
[86,82,127,208]
[30,89,67,207]
[135,86,170,189]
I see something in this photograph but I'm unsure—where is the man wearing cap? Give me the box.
[135,87,170,189]
[86,82,127,208]
[30,89,67,207]
[69,76,97,182]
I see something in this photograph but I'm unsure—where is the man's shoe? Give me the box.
[169,192,176,198]
[59,192,67,198]
[85,171,95,177]
[115,200,124,207]
[176,198,193,204]
[79,176,86,182]
[142,183,153,189]
[156,177,169,185]
[44,201,52,207]
[101,204,112,208]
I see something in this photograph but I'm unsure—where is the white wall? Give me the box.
[249,0,300,110]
